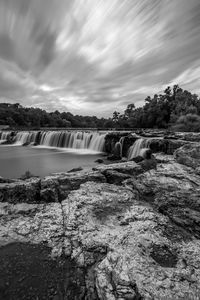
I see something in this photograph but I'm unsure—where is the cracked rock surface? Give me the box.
[0,147,200,299]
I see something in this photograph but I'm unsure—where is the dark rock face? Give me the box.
[138,157,157,172]
[0,178,41,204]
[94,159,104,164]
[102,169,132,185]
[0,170,106,204]
[68,167,83,173]
[104,132,191,158]
[0,242,86,300]
[105,132,139,157]
[147,138,189,155]
[150,244,178,268]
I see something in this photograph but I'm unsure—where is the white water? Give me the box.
[2,130,106,152]
[13,131,39,146]
[0,131,12,144]
[127,138,150,159]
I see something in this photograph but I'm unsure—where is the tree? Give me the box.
[112,111,120,123]
[124,104,135,119]
[173,114,200,132]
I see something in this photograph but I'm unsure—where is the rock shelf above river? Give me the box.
[0,143,200,299]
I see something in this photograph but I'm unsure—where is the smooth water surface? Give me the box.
[0,146,103,179]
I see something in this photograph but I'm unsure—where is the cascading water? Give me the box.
[127,138,150,160]
[14,131,39,145]
[119,136,125,157]
[9,130,106,152]
[0,131,12,144]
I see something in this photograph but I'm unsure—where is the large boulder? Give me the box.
[124,161,200,238]
[60,182,200,299]
[148,138,189,155]
[174,143,200,169]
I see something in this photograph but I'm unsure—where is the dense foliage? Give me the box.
[0,103,108,129]
[0,85,200,131]
[112,85,200,131]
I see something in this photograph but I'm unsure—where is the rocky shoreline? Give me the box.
[0,142,200,299]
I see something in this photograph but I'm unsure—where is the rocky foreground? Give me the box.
[0,144,200,299]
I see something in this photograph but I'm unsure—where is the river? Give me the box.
[0,145,103,179]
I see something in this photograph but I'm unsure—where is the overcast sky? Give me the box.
[0,0,200,117]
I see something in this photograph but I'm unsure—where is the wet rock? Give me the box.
[0,242,86,300]
[95,159,104,164]
[67,167,83,173]
[130,155,144,163]
[107,154,121,161]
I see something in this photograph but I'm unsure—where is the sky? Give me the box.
[0,0,200,117]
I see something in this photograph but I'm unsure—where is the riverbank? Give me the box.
[0,142,200,299]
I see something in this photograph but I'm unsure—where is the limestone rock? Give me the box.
[102,169,132,185]
[0,178,41,204]
[40,170,106,201]
[0,202,63,256]
[61,182,200,299]
[57,170,106,199]
[174,143,200,169]
[1,155,200,299]
[124,161,200,238]
[93,161,142,176]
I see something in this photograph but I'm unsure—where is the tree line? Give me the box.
[0,85,200,131]
[112,85,200,131]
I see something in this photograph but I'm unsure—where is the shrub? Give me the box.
[172,114,200,132]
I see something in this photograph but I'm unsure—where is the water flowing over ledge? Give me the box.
[0,130,106,153]
[127,138,150,159]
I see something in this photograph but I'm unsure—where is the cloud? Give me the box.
[0,0,200,117]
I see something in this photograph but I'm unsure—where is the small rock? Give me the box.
[95,159,104,164]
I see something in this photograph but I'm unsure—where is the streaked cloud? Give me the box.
[0,0,200,116]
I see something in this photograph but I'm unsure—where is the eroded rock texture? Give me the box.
[0,145,200,299]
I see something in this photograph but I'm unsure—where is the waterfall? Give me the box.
[127,138,150,160]
[119,136,125,157]
[0,131,12,144]
[14,131,39,145]
[11,130,106,152]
